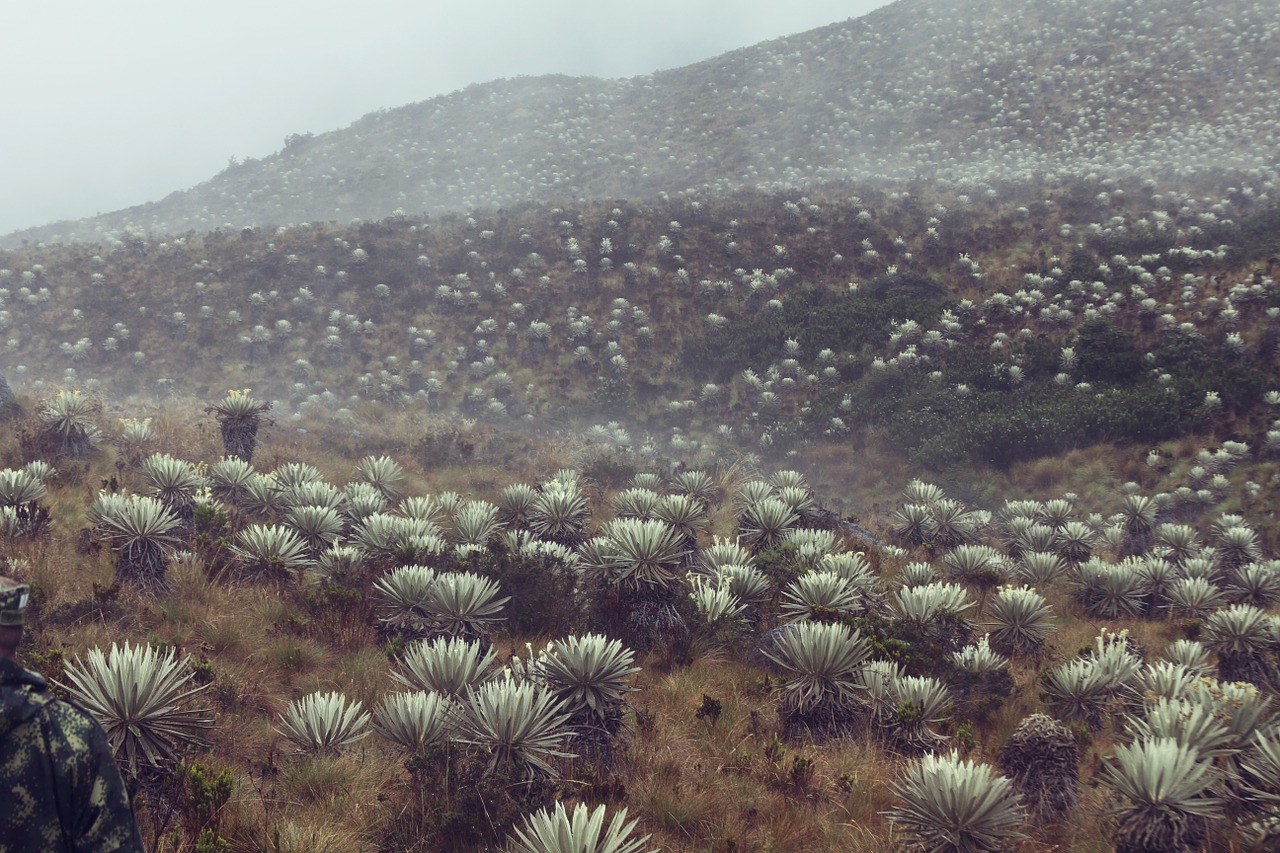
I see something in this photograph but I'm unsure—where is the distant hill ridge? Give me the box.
[5,0,1277,247]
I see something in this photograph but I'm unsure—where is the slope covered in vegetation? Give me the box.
[4,168,1280,850]
[4,0,1278,245]
[3,0,1280,849]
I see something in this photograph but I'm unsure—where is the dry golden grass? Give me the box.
[3,391,1278,852]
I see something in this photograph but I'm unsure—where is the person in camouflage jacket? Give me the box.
[0,577,145,852]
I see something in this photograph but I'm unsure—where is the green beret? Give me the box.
[0,580,29,627]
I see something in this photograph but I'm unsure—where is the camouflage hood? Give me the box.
[0,656,52,739]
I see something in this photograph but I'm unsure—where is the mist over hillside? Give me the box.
[4,0,1277,247]
[9,2,1280,848]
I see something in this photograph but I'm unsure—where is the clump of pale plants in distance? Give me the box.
[1165,576,1226,621]
[1043,659,1112,731]
[1118,494,1160,556]
[506,803,656,853]
[630,472,664,492]
[783,528,842,572]
[1016,550,1066,587]
[892,503,932,548]
[19,460,55,485]
[860,659,904,730]
[1226,561,1280,609]
[716,563,771,607]
[449,500,504,549]
[1215,526,1263,581]
[371,690,455,754]
[1054,519,1096,564]
[116,417,157,462]
[1009,523,1058,558]
[671,469,718,507]
[1037,498,1076,531]
[275,691,371,755]
[598,518,688,590]
[350,512,443,566]
[237,473,285,519]
[342,482,392,526]
[733,479,775,514]
[60,641,214,778]
[1153,523,1202,567]
[283,503,344,556]
[612,487,660,520]
[780,570,863,623]
[1072,558,1144,619]
[1165,639,1213,675]
[652,493,709,547]
[821,552,886,611]
[699,537,754,574]
[942,544,1009,609]
[879,672,954,754]
[1134,556,1178,616]
[397,494,446,525]
[773,484,815,519]
[998,713,1079,824]
[1132,662,1199,704]
[886,751,1027,852]
[313,543,365,585]
[205,388,270,463]
[1125,696,1234,761]
[898,560,937,588]
[769,469,808,492]
[952,634,1008,678]
[926,498,982,549]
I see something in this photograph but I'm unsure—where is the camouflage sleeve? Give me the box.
[42,702,146,853]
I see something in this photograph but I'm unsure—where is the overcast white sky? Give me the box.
[0,0,894,236]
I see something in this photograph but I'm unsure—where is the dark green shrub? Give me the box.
[1073,319,1144,385]
[177,761,234,843]
[680,277,946,381]
[1154,335,1269,414]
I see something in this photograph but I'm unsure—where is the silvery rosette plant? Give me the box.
[763,620,870,736]
[61,641,214,778]
[276,691,371,755]
[372,690,455,754]
[505,803,655,853]
[38,389,102,458]
[90,492,183,591]
[452,679,574,780]
[1100,737,1223,853]
[886,752,1026,852]
[206,388,271,463]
